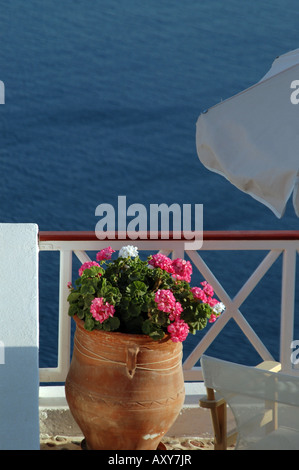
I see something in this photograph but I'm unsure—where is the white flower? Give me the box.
[213,302,225,314]
[118,245,139,258]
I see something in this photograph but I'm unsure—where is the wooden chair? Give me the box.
[199,356,299,450]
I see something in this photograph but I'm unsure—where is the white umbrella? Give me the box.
[196,49,299,218]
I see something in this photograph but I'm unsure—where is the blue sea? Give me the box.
[0,0,298,371]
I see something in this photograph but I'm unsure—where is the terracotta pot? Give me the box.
[65,316,185,450]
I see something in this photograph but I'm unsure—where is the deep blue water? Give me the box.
[0,0,298,370]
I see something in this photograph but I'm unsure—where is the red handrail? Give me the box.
[39,230,299,242]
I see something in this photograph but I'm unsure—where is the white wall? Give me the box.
[0,224,39,450]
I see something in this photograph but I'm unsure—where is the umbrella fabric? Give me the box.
[196,49,299,218]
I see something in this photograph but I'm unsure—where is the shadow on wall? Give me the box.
[0,346,39,450]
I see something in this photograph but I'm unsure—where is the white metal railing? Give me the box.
[38,231,299,384]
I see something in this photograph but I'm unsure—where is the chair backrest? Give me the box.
[201,355,299,450]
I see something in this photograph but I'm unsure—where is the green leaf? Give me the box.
[129,303,141,317]
[81,284,95,295]
[67,292,81,303]
[81,266,104,278]
[141,318,164,339]
[119,296,130,310]
[149,329,165,341]
[77,310,85,320]
[109,316,120,330]
[102,316,120,331]
[83,294,94,309]
[84,317,95,331]
[142,318,152,335]
[68,304,78,317]
[126,281,147,297]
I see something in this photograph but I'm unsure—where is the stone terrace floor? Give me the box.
[40,435,235,450]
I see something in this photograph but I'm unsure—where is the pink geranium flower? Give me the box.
[209,313,217,323]
[207,297,219,307]
[191,286,208,303]
[168,302,183,321]
[79,261,101,277]
[201,281,214,297]
[148,253,174,273]
[96,247,115,261]
[155,289,183,322]
[167,319,189,343]
[90,297,115,323]
[155,289,177,313]
[171,258,192,283]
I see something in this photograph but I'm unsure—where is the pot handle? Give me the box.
[126,345,140,379]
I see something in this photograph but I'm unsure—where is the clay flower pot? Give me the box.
[65,316,185,450]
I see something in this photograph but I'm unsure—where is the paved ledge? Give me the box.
[39,382,237,450]
[40,435,229,450]
[39,383,215,440]
[39,406,215,442]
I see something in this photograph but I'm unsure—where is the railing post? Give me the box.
[57,250,72,380]
[280,246,297,373]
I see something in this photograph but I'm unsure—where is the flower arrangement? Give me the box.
[67,245,225,343]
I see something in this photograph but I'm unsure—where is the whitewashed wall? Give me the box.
[0,224,39,450]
